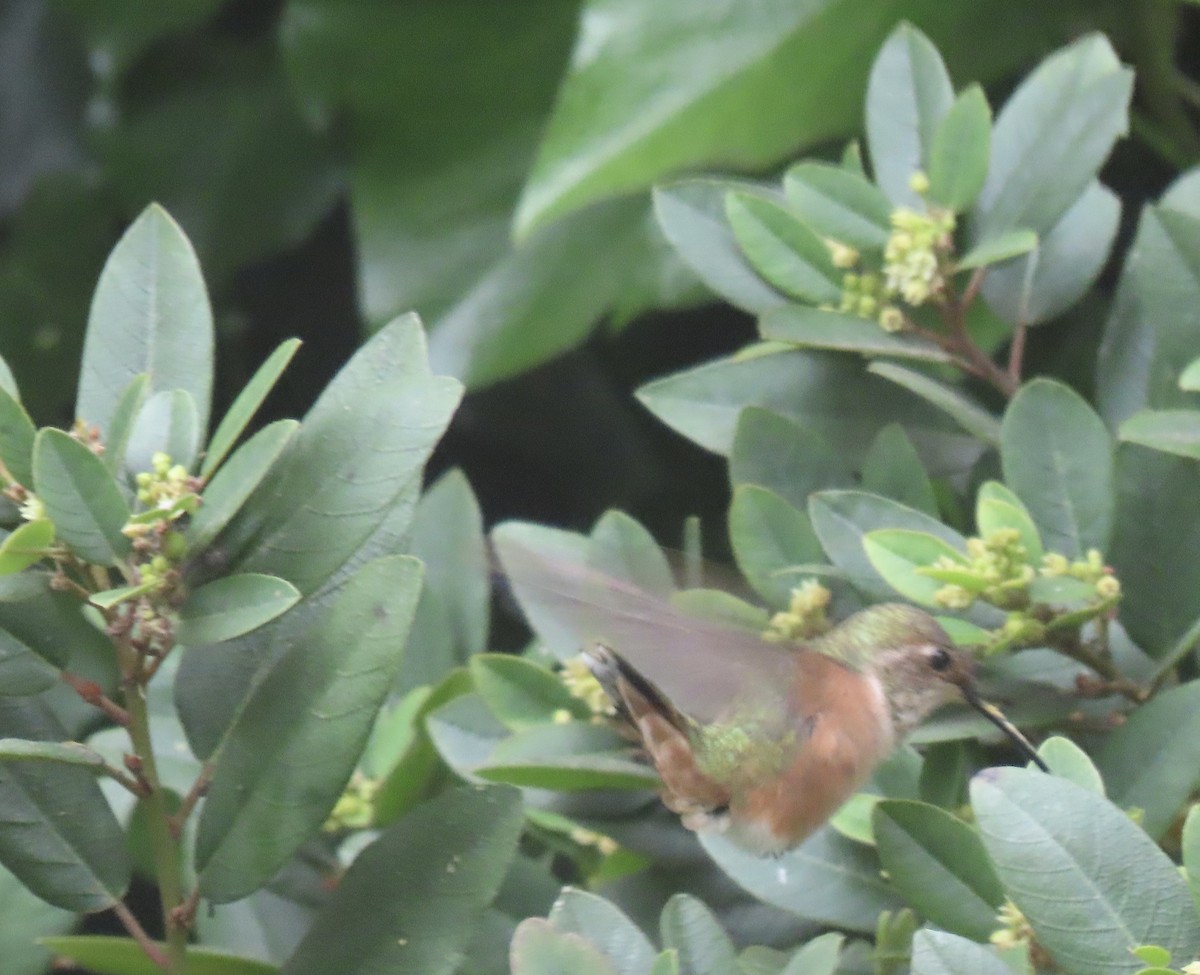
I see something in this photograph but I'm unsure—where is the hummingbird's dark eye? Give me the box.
[928,647,952,672]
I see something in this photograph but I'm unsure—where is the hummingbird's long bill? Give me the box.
[960,685,1049,772]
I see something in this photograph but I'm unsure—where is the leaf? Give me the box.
[0,385,35,487]
[972,768,1200,975]
[862,424,938,517]
[0,697,130,912]
[0,571,113,675]
[195,555,423,902]
[32,428,130,566]
[976,495,1043,564]
[509,918,619,975]
[972,34,1132,240]
[864,24,954,208]
[782,163,892,250]
[873,799,1003,942]
[548,888,657,975]
[0,519,53,575]
[1119,409,1200,460]
[37,938,277,975]
[728,485,825,608]
[652,181,786,314]
[928,85,992,212]
[0,739,105,769]
[76,204,214,436]
[470,655,588,729]
[1037,736,1104,795]
[730,407,851,511]
[910,930,1013,975]
[202,338,301,478]
[724,191,840,303]
[1181,357,1200,391]
[176,573,301,646]
[0,861,74,975]
[1183,805,1200,904]
[102,373,150,477]
[124,388,200,475]
[1098,682,1200,841]
[779,932,843,975]
[864,529,966,606]
[1000,378,1114,557]
[478,723,660,791]
[759,307,953,363]
[957,228,1038,270]
[660,894,738,975]
[868,361,1002,445]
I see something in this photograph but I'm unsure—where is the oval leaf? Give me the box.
[782,163,892,250]
[176,573,301,646]
[39,937,276,975]
[864,529,966,606]
[0,386,36,488]
[928,85,992,212]
[725,191,840,303]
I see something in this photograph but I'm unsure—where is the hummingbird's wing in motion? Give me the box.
[494,526,799,725]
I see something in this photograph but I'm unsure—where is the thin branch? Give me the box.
[168,762,214,840]
[111,900,170,971]
[1046,632,1147,703]
[169,886,202,934]
[1007,320,1028,386]
[100,761,149,797]
[59,671,130,726]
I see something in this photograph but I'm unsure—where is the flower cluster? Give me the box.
[882,206,956,306]
[764,580,832,641]
[932,529,1034,611]
[561,656,614,717]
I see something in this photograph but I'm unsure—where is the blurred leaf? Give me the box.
[0,860,74,975]
[864,529,965,606]
[53,0,225,72]
[0,571,112,674]
[873,799,1003,942]
[1183,805,1200,905]
[760,307,953,363]
[0,738,104,769]
[39,937,275,975]
[1099,682,1200,841]
[426,692,509,783]
[196,555,423,902]
[510,918,619,975]
[910,930,1013,975]
[102,373,148,478]
[1181,357,1200,391]
[548,888,657,975]
[0,386,35,487]
[478,723,659,791]
[280,785,523,975]
[1119,409,1200,460]
[653,181,785,314]
[957,228,1038,270]
[660,894,738,975]
[471,655,588,730]
[1037,736,1103,794]
[124,388,200,475]
[76,204,213,437]
[928,85,991,212]
[976,481,1043,563]
[0,518,54,576]
[0,697,130,912]
[862,424,937,517]
[651,951,681,975]
[972,769,1200,975]
[728,485,825,608]
[1000,378,1114,557]
[972,34,1131,240]
[865,23,953,209]
[730,407,851,511]
[782,163,891,251]
[725,191,840,303]
[176,573,301,646]
[33,428,130,566]
[868,361,1001,445]
[588,509,675,599]
[202,338,301,479]
[779,932,843,975]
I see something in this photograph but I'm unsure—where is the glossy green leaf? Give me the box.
[283,785,521,975]
[862,424,937,516]
[42,937,276,975]
[928,85,991,212]
[873,799,1003,942]
[176,573,301,646]
[660,894,738,975]
[548,888,657,975]
[864,529,966,606]
[782,163,891,250]
[779,932,842,975]
[725,191,840,303]
[426,692,509,783]
[730,407,851,511]
[972,34,1131,240]
[864,24,953,209]
[760,307,952,363]
[1099,682,1200,841]
[186,419,297,556]
[653,181,786,314]
[77,204,213,436]
[868,361,1001,445]
[125,388,200,475]
[0,385,35,487]
[0,697,130,912]
[956,228,1038,270]
[202,338,301,478]
[479,723,659,791]
[0,519,53,575]
[470,655,588,729]
[1001,379,1114,557]
[728,484,825,608]
[32,428,130,566]
[1037,736,1103,794]
[1119,409,1200,459]
[196,555,423,902]
[910,930,1013,975]
[972,769,1200,975]
[509,918,618,975]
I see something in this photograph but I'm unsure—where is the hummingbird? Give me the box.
[495,529,1048,856]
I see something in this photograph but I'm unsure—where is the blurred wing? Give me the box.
[493,524,798,724]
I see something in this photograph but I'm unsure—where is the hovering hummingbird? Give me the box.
[495,530,1048,857]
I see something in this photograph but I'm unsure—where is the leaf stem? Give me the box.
[1045,630,1147,703]
[59,670,130,726]
[169,762,214,840]
[111,900,170,970]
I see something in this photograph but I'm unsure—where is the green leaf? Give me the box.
[0,385,35,487]
[588,509,675,598]
[0,571,113,675]
[509,918,619,975]
[928,85,992,212]
[972,769,1200,975]
[176,573,301,646]
[1180,357,1200,391]
[650,950,680,975]
[1132,945,1173,968]
[862,424,938,516]
[125,388,200,475]
[426,692,510,782]
[33,428,131,566]
[0,861,74,975]
[0,738,105,769]
[1001,378,1114,557]
[972,34,1132,239]
[660,894,738,975]
[548,888,657,975]
[956,228,1038,270]
[976,497,1043,565]
[1183,805,1200,904]
[701,827,902,933]
[1037,736,1104,794]
[1098,682,1200,841]
[77,204,214,437]
[0,519,53,575]
[779,932,843,975]
[185,419,298,555]
[653,181,786,314]
[279,785,523,975]
[730,407,851,511]
[759,307,953,363]
[864,24,954,208]
[864,529,966,606]
[102,374,149,477]
[195,555,423,902]
[910,930,1013,975]
[782,163,892,250]
[202,338,301,478]
[873,799,1003,942]
[470,655,588,729]
[38,937,277,975]
[868,361,1002,445]
[1119,409,1200,459]
[728,485,825,608]
[478,723,660,791]
[0,697,131,912]
[724,191,840,303]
